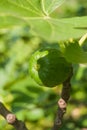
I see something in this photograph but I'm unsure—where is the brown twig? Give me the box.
[0,102,28,130]
[52,67,73,130]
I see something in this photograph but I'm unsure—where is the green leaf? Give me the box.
[0,0,87,41]
[60,41,87,63]
[41,0,65,15]
[28,16,87,41]
[0,16,25,28]
[0,0,65,17]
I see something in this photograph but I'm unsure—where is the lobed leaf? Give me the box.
[0,0,87,41]
[0,0,87,63]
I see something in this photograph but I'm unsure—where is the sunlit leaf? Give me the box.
[0,0,87,42]
[41,0,65,15]
[60,41,87,63]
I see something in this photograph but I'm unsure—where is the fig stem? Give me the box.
[52,67,73,130]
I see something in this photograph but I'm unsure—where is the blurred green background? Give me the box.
[0,0,87,130]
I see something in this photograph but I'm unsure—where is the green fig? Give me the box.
[29,48,72,87]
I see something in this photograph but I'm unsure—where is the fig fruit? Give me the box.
[29,48,72,87]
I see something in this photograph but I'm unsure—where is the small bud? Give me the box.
[58,98,67,109]
[6,113,16,124]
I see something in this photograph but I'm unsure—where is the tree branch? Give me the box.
[0,102,28,130]
[52,67,73,130]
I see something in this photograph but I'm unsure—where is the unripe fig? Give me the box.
[29,48,72,87]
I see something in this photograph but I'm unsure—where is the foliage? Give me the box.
[0,0,87,64]
[0,0,87,130]
[0,0,87,42]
